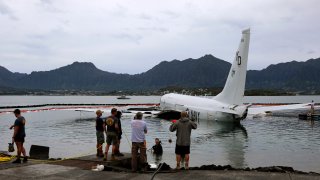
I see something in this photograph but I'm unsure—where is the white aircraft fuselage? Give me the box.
[160,93,248,122]
[159,29,251,123]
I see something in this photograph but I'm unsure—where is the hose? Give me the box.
[150,162,165,180]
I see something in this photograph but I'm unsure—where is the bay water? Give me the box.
[0,96,319,173]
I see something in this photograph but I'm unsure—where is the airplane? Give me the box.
[158,29,251,123]
[54,28,314,122]
[157,29,317,122]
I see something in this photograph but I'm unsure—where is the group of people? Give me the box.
[95,108,149,171]
[8,107,197,171]
[95,108,124,161]
[96,108,197,171]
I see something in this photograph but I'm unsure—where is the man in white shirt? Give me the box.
[131,112,148,172]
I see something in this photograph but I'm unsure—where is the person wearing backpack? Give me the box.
[104,108,119,161]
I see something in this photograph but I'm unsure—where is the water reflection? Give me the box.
[309,119,315,128]
[195,121,248,168]
[212,122,248,138]
[152,154,163,165]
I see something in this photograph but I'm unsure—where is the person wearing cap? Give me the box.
[95,110,105,157]
[169,111,197,170]
[131,112,148,172]
[104,108,119,161]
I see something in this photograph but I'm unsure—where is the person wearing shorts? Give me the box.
[104,108,119,161]
[10,109,28,163]
[114,111,124,156]
[95,110,105,157]
[169,111,197,170]
[106,132,118,145]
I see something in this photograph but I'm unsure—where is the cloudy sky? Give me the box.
[0,0,319,74]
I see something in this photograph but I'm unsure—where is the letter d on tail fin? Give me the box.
[214,29,250,105]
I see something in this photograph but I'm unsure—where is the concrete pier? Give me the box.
[0,154,319,180]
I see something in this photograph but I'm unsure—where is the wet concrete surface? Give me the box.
[0,164,319,180]
[0,153,319,180]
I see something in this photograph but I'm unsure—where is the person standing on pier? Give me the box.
[95,110,105,157]
[114,111,124,156]
[104,108,119,161]
[10,109,28,163]
[131,112,148,172]
[169,111,197,170]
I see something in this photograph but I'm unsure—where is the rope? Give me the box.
[122,128,132,149]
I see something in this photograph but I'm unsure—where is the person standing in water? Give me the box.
[310,100,315,114]
[152,138,163,156]
[169,111,197,170]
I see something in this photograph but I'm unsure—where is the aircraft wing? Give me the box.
[184,105,242,115]
[65,106,160,116]
[247,103,311,115]
[64,108,113,113]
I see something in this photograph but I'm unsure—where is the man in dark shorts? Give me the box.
[95,110,105,157]
[114,111,124,156]
[104,108,119,161]
[10,109,27,163]
[169,111,197,170]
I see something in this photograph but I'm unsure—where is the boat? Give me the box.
[117,95,130,100]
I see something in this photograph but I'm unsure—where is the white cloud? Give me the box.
[0,0,319,74]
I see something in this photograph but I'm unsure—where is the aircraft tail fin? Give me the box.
[214,29,250,105]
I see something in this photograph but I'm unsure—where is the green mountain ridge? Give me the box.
[1,55,320,93]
